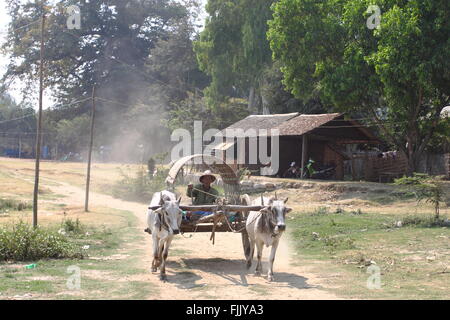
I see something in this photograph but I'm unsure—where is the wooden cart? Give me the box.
[161,154,261,254]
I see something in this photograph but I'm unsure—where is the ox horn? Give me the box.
[284,197,289,204]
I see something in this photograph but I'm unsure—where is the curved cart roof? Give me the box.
[165,154,240,186]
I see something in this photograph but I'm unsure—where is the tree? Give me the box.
[394,173,445,220]
[145,3,210,108]
[55,115,90,154]
[2,0,190,107]
[165,92,249,132]
[194,0,274,113]
[268,0,450,173]
[0,93,36,134]
[1,0,204,160]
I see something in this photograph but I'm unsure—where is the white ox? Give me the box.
[146,190,182,281]
[243,194,291,282]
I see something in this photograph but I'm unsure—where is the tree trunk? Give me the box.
[248,86,261,114]
[261,92,270,115]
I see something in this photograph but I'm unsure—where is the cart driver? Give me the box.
[186,170,220,205]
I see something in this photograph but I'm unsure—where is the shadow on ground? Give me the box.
[165,257,317,291]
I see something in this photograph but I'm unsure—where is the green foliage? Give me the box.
[401,215,449,228]
[311,206,330,216]
[61,218,85,235]
[268,0,450,172]
[195,0,290,112]
[1,0,205,157]
[394,173,445,218]
[0,198,32,212]
[165,93,249,131]
[394,173,430,185]
[0,221,83,261]
[111,166,169,202]
[0,93,36,134]
[55,115,90,154]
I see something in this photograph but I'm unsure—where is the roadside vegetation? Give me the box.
[0,221,83,262]
[0,207,155,300]
[288,206,450,299]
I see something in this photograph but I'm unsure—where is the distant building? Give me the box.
[211,112,381,180]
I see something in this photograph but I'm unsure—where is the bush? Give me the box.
[61,218,85,235]
[394,173,444,219]
[111,166,169,202]
[0,198,32,212]
[311,206,329,216]
[0,221,83,261]
[401,215,449,228]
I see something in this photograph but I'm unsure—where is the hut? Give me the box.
[212,112,381,180]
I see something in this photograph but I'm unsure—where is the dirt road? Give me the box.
[34,177,339,299]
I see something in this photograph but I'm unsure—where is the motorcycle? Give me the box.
[282,162,302,178]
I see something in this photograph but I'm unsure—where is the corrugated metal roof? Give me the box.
[276,113,342,136]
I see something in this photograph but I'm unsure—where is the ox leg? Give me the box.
[255,240,264,276]
[159,237,172,281]
[151,235,160,272]
[246,237,255,270]
[267,239,279,282]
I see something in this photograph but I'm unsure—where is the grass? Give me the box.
[287,209,450,299]
[0,207,156,300]
[1,157,449,299]
[0,198,32,213]
[0,221,84,261]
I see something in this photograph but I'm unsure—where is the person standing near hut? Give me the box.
[187,170,220,205]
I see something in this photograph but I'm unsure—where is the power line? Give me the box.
[0,114,35,124]
[96,96,155,110]
[0,97,90,125]
[55,97,91,108]
[0,19,42,35]
[0,131,51,135]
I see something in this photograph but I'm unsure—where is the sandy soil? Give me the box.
[39,179,340,300]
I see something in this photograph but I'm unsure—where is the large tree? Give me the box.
[268,0,450,173]
[1,0,205,159]
[195,0,276,113]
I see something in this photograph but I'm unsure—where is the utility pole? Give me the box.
[18,135,22,158]
[32,14,46,228]
[85,86,96,212]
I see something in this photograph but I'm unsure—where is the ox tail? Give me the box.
[240,194,252,261]
[241,230,251,261]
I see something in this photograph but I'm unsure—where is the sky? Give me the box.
[0,0,208,108]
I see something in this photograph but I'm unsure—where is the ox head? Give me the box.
[157,194,182,235]
[261,195,292,234]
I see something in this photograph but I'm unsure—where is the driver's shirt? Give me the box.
[186,184,219,205]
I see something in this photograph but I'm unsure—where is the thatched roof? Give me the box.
[276,113,342,136]
[222,113,298,136]
[220,112,380,143]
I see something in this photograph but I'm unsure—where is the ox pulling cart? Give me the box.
[149,154,262,250]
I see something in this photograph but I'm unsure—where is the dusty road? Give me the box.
[14,170,339,300]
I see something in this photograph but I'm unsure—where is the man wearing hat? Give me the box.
[186,170,220,205]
